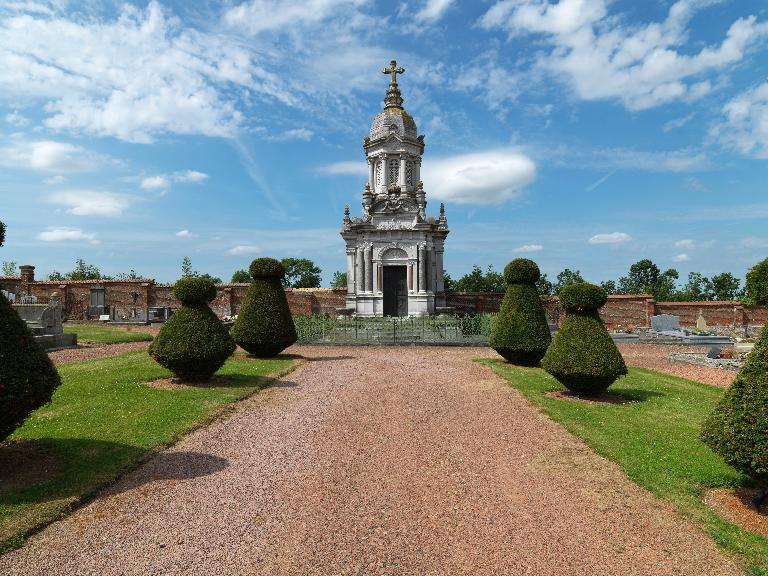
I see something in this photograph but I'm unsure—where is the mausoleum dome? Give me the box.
[369,108,417,141]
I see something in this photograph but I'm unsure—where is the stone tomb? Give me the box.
[12,292,77,349]
[340,60,448,317]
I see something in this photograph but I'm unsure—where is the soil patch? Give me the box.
[0,441,60,495]
[704,488,768,537]
[545,389,637,405]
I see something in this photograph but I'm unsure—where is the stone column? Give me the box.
[368,158,375,190]
[398,154,406,187]
[382,154,389,187]
[356,246,365,294]
[418,245,427,293]
[365,245,373,293]
[376,264,382,292]
[346,249,355,294]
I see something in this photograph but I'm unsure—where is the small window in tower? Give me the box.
[406,161,414,186]
[388,159,399,183]
[375,161,383,186]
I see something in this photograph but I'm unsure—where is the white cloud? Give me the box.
[421,149,536,204]
[675,239,695,249]
[547,145,708,172]
[48,190,130,217]
[140,176,170,191]
[223,0,364,35]
[270,128,314,141]
[317,161,368,176]
[672,253,690,262]
[0,139,104,172]
[480,0,768,110]
[662,113,695,132]
[414,0,454,23]
[43,174,67,185]
[174,170,208,183]
[4,110,28,126]
[513,244,543,253]
[36,227,99,244]
[176,229,196,238]
[712,81,768,158]
[741,237,768,249]
[588,232,632,245]
[227,244,261,256]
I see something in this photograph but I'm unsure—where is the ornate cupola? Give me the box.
[340,60,449,317]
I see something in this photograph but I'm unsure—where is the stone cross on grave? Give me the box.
[383,60,405,85]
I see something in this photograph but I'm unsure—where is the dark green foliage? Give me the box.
[745,257,768,305]
[553,268,585,294]
[149,277,235,380]
[173,276,217,305]
[231,269,250,283]
[232,257,297,357]
[490,259,551,366]
[541,283,627,396]
[330,271,347,289]
[453,264,504,292]
[0,273,62,441]
[701,325,768,485]
[281,257,322,288]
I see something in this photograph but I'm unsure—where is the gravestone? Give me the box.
[651,314,681,333]
[696,311,708,333]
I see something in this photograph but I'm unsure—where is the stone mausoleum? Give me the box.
[340,60,448,317]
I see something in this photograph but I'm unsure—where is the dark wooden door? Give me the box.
[383,266,407,317]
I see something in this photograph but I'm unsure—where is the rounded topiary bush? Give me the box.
[541,283,627,396]
[0,293,62,441]
[489,258,551,366]
[701,324,768,486]
[149,277,235,380]
[231,257,297,357]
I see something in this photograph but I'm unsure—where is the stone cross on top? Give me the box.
[383,60,405,85]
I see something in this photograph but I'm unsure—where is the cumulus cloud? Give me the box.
[48,190,130,217]
[421,149,536,204]
[0,139,105,172]
[672,253,690,262]
[414,0,454,23]
[37,227,99,244]
[227,244,261,256]
[513,244,543,253]
[140,176,170,191]
[479,0,768,110]
[588,232,632,245]
[4,110,28,126]
[223,0,364,35]
[175,229,195,238]
[174,170,208,183]
[317,161,368,176]
[712,81,768,158]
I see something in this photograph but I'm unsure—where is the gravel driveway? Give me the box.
[1,347,739,575]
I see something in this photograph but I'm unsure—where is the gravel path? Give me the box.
[1,347,739,575]
[48,341,151,365]
[618,344,737,388]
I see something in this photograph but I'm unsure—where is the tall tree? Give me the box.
[231,269,250,283]
[600,280,617,295]
[453,265,504,292]
[181,256,194,278]
[48,259,107,281]
[553,268,584,294]
[617,259,678,300]
[536,273,554,296]
[710,272,742,301]
[677,271,713,301]
[745,257,768,305]
[2,261,17,276]
[281,258,322,288]
[330,271,347,288]
[443,271,454,292]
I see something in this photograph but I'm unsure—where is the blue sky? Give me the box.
[1,0,767,286]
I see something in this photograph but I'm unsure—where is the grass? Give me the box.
[485,360,768,576]
[0,350,294,553]
[63,323,154,344]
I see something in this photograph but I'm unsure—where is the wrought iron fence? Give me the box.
[294,314,496,345]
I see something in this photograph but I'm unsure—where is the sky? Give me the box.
[0,0,767,286]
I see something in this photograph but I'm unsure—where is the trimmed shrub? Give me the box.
[490,259,551,366]
[231,257,297,357]
[0,294,62,441]
[541,283,627,396]
[701,324,768,486]
[149,277,235,380]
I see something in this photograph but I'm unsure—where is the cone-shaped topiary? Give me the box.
[541,282,627,396]
[701,325,768,486]
[489,258,551,365]
[0,293,63,441]
[149,277,235,380]
[0,221,62,440]
[231,257,297,357]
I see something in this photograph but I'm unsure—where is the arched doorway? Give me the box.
[380,248,409,317]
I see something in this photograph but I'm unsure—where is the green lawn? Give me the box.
[63,324,154,344]
[0,350,294,553]
[486,360,768,576]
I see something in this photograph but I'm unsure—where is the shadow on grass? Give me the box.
[0,438,228,506]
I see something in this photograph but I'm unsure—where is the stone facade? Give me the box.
[340,60,448,316]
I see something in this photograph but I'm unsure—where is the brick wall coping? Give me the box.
[0,275,21,280]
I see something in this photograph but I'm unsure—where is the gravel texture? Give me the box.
[47,342,151,365]
[1,346,740,575]
[617,343,737,388]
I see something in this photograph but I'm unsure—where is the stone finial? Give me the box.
[343,204,350,220]
[382,59,405,110]
[440,202,445,216]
